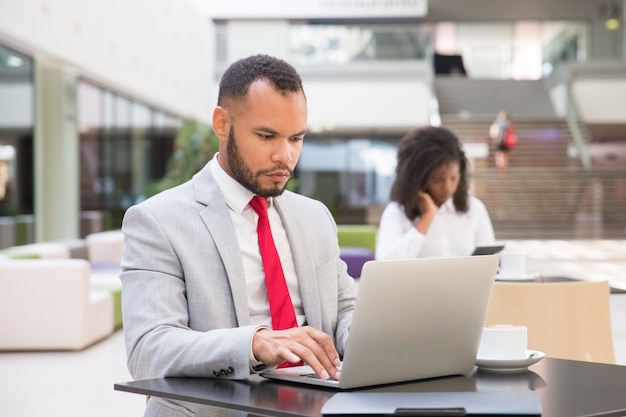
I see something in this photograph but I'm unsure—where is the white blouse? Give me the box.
[375,197,496,260]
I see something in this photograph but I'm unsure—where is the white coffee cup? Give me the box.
[477,324,528,360]
[498,251,526,277]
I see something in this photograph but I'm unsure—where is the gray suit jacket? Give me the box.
[120,162,357,416]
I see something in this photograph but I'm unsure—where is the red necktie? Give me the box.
[249,196,298,331]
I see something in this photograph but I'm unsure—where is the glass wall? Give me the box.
[77,80,182,232]
[0,44,34,247]
[0,44,34,217]
[216,19,590,78]
[296,134,400,223]
[542,21,589,75]
[0,42,184,247]
[287,24,432,64]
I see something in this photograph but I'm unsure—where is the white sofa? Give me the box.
[85,230,124,266]
[5,242,71,259]
[0,259,114,351]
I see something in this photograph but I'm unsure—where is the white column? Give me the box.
[34,60,79,241]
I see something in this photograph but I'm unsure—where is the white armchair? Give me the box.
[85,230,124,266]
[5,242,70,259]
[0,259,114,351]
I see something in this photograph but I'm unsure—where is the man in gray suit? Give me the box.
[120,54,357,416]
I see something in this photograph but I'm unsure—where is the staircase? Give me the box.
[442,116,589,238]
[472,168,626,239]
[433,77,612,238]
[441,115,583,170]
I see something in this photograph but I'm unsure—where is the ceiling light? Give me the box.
[6,55,24,67]
[605,18,620,30]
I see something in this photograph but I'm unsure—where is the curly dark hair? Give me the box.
[217,54,305,110]
[390,126,469,220]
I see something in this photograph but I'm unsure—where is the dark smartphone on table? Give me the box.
[471,244,505,256]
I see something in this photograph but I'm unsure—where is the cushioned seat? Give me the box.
[91,283,122,329]
[0,250,39,259]
[337,225,377,278]
[0,259,114,351]
[5,242,70,259]
[337,225,377,252]
[91,264,123,329]
[86,230,124,267]
[486,280,615,363]
[53,238,90,260]
[340,246,375,278]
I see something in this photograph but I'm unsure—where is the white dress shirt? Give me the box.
[375,197,495,260]
[209,155,304,327]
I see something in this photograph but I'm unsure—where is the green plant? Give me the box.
[146,119,219,197]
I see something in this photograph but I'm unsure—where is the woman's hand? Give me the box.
[417,191,437,216]
[414,191,437,234]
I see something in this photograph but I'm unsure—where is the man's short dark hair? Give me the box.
[217,54,304,110]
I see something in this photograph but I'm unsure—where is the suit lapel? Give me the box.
[274,195,323,329]
[193,165,251,327]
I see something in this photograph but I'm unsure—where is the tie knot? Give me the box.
[249,196,268,218]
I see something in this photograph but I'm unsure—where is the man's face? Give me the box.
[424,162,460,207]
[222,80,307,197]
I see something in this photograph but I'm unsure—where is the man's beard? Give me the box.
[226,127,292,197]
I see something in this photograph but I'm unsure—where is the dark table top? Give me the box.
[115,358,626,417]
[499,274,626,294]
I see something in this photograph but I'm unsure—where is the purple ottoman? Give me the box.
[340,246,375,278]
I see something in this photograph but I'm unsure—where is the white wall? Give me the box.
[225,20,290,63]
[188,0,428,19]
[207,74,433,132]
[305,79,432,131]
[0,0,215,123]
[457,23,512,79]
[572,80,626,123]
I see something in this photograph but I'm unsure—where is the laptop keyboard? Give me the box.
[303,373,338,382]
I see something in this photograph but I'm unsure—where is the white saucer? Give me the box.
[476,350,545,373]
[496,272,538,281]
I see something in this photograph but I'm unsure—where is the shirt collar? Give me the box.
[209,153,274,213]
[439,197,455,213]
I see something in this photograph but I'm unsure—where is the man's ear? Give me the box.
[212,106,230,139]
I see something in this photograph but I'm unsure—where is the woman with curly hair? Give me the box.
[376,126,495,259]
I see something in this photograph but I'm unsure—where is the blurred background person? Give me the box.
[489,111,517,177]
[376,126,495,259]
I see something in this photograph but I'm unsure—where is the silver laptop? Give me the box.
[261,255,499,390]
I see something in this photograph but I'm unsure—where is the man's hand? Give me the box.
[252,327,341,380]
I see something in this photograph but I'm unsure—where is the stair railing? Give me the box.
[565,93,592,170]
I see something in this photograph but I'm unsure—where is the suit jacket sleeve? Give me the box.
[120,194,258,381]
